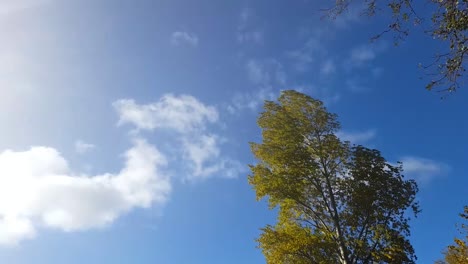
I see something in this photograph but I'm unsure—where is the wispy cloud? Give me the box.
[171,31,199,47]
[336,129,377,144]
[320,59,336,76]
[343,43,387,92]
[399,156,450,184]
[182,135,242,179]
[245,59,286,86]
[113,94,242,181]
[285,28,347,77]
[228,58,286,113]
[238,31,263,45]
[228,87,278,113]
[74,140,95,154]
[0,138,170,245]
[346,42,387,68]
[330,2,366,29]
[236,7,264,45]
[345,78,371,93]
[349,45,377,67]
[287,36,324,72]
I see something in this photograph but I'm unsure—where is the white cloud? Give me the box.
[0,93,243,245]
[183,135,219,176]
[182,135,243,180]
[113,94,218,132]
[400,156,450,184]
[114,95,241,180]
[336,129,376,144]
[171,31,199,47]
[74,140,95,154]
[0,139,170,245]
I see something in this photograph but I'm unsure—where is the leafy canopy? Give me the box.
[437,206,468,264]
[329,0,467,93]
[249,90,419,264]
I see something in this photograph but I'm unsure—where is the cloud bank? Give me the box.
[0,93,241,245]
[0,139,170,245]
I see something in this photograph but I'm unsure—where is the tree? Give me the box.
[437,206,468,264]
[249,90,420,264]
[328,0,467,93]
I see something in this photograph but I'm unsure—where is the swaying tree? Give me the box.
[249,90,419,264]
[329,0,467,93]
[437,206,468,264]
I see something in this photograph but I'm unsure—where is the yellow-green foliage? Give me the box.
[249,90,419,264]
[438,206,468,264]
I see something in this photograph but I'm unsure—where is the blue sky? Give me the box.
[0,0,467,263]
